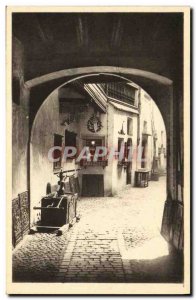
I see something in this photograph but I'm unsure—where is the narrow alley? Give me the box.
[13,177,183,283]
[9,11,188,295]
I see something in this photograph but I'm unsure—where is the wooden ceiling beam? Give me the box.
[76,15,88,48]
[33,15,52,43]
[111,17,123,48]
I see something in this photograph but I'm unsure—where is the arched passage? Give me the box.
[11,10,187,286]
[26,66,172,133]
[26,67,179,249]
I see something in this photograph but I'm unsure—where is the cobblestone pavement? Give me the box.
[12,231,71,282]
[13,177,183,283]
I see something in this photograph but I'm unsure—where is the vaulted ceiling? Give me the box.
[13,12,183,83]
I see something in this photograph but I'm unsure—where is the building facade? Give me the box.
[29,79,166,225]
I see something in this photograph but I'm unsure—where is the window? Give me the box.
[126,138,132,159]
[127,118,133,135]
[64,130,77,159]
[118,138,125,161]
[65,130,77,147]
[143,121,148,134]
[85,138,103,161]
[118,138,124,152]
[53,134,63,171]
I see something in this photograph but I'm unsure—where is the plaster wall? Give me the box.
[111,108,138,195]
[138,90,167,175]
[30,89,113,224]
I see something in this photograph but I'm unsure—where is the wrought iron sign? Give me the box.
[118,121,125,135]
[87,114,102,133]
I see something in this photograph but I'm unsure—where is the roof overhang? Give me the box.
[109,100,139,114]
[84,83,107,113]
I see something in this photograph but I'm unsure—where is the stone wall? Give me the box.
[12,37,30,199]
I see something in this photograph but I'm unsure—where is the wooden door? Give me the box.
[82,175,104,197]
[12,197,23,247]
[126,162,132,184]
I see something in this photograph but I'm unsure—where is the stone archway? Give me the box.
[27,66,181,250]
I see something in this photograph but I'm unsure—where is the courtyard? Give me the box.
[12,176,183,283]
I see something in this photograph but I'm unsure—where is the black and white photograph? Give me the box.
[6,6,190,295]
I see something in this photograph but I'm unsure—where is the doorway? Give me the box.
[82,174,104,197]
[28,68,182,252]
